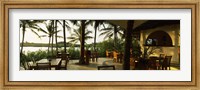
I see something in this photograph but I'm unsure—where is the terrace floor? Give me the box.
[67,57,180,70]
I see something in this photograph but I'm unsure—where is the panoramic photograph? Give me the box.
[19,20,180,70]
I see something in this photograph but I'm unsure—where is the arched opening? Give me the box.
[145,30,173,46]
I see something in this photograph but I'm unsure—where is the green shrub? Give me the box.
[67,47,80,59]
[20,53,28,68]
[20,50,49,69]
[25,50,49,62]
[95,38,124,57]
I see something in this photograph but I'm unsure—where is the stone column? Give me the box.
[174,29,179,65]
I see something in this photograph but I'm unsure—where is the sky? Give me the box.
[20,20,109,44]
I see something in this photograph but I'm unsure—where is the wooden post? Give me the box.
[123,20,134,70]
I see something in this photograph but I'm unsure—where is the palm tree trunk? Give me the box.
[47,36,51,55]
[63,20,67,53]
[20,23,26,56]
[114,25,117,49]
[55,20,58,54]
[123,20,134,70]
[94,27,97,51]
[51,20,54,56]
[48,36,51,55]
[80,20,86,64]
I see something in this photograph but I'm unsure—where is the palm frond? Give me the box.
[40,35,47,37]
[85,30,92,35]
[103,32,113,40]
[67,37,77,39]
[99,30,112,36]
[100,27,113,31]
[57,20,62,25]
[56,36,63,38]
[30,29,41,38]
[85,36,93,40]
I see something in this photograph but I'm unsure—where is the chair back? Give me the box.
[93,51,98,57]
[162,56,172,70]
[61,53,68,60]
[113,51,118,58]
[36,62,51,70]
[159,54,165,58]
[106,50,109,57]
[60,53,69,70]
[163,56,172,66]
[130,57,135,67]
[148,56,158,70]
[56,52,62,58]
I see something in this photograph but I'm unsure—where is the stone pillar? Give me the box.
[174,30,179,65]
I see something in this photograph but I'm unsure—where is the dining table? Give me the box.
[29,58,62,70]
[57,53,70,58]
[148,56,165,70]
[134,56,165,70]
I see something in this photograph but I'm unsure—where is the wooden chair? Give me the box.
[91,51,98,62]
[148,56,160,70]
[159,54,165,58]
[106,50,113,58]
[118,52,123,63]
[158,54,165,69]
[113,51,119,63]
[56,52,62,58]
[59,53,69,70]
[36,62,51,70]
[130,57,135,69]
[106,50,110,58]
[162,56,172,70]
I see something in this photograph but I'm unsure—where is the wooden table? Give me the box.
[57,53,70,58]
[29,58,61,70]
[148,56,165,70]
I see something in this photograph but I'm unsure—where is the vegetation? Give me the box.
[67,47,80,59]
[20,20,132,70]
[142,46,163,59]
[132,38,142,58]
[99,23,125,48]
[67,27,93,44]
[20,20,44,56]
[21,42,50,47]
[68,20,94,64]
[20,38,125,66]
[37,20,62,56]
[91,20,105,51]
[20,50,49,68]
[21,42,80,47]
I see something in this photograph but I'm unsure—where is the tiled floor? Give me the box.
[67,58,180,70]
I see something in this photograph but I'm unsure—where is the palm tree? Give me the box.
[57,20,72,54]
[68,27,93,64]
[20,20,44,56]
[70,20,92,64]
[99,23,125,49]
[67,27,93,47]
[38,20,62,56]
[62,20,67,53]
[92,20,105,51]
[55,20,58,54]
